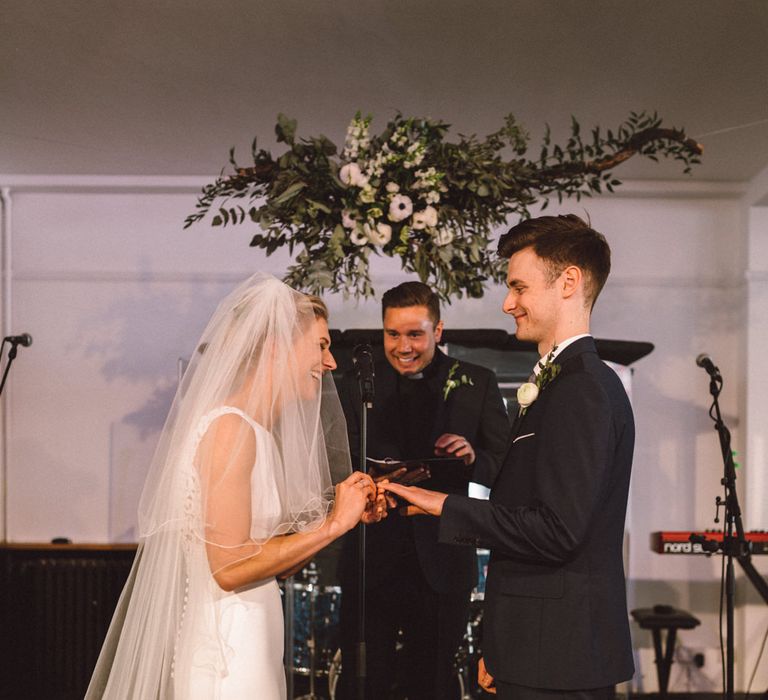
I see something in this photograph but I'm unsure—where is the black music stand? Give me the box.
[631,605,700,698]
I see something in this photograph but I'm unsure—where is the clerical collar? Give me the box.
[399,350,442,381]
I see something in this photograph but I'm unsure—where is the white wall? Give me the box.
[0,176,766,692]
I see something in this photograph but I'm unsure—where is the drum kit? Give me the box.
[280,549,490,700]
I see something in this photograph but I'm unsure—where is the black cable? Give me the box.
[719,533,726,699]
[745,616,768,697]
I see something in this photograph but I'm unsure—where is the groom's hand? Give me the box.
[380,482,448,517]
[478,657,496,694]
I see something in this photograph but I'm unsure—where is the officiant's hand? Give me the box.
[380,482,448,517]
[478,657,496,694]
[434,433,475,465]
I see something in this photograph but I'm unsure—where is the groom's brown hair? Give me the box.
[497,214,611,308]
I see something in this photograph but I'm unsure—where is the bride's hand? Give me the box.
[361,484,388,525]
[327,472,376,536]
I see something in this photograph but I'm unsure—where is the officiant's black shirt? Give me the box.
[394,353,442,556]
[396,353,441,460]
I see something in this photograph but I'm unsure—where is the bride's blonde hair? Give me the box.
[302,293,328,321]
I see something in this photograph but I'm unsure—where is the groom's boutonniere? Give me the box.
[443,361,474,400]
[517,347,561,416]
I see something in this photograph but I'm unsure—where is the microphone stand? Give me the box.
[352,345,375,700]
[691,366,768,700]
[0,339,20,396]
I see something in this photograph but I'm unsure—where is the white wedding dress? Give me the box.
[173,406,287,700]
[86,275,346,700]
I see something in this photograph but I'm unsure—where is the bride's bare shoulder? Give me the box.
[196,408,259,471]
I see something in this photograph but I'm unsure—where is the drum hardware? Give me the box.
[454,548,488,699]
[295,561,321,700]
[282,561,342,699]
[293,549,491,699]
[453,601,484,700]
[327,648,341,700]
[329,625,477,699]
[327,633,405,699]
[471,548,490,602]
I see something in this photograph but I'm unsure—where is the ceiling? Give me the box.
[1,0,767,183]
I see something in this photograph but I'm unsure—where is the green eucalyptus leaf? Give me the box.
[275,113,298,144]
[273,181,306,204]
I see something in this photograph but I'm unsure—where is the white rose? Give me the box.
[385,182,400,193]
[421,205,438,227]
[342,209,358,229]
[411,211,428,230]
[388,194,413,222]
[516,382,539,409]
[350,226,369,246]
[339,162,367,187]
[433,227,454,246]
[367,222,393,246]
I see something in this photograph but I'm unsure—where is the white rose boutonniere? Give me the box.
[443,361,474,401]
[517,347,561,416]
[516,382,539,414]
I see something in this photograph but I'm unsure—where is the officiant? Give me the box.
[336,281,509,700]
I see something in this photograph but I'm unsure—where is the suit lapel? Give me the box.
[509,410,525,441]
[497,336,598,480]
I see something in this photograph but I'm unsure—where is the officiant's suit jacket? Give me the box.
[440,336,635,689]
[338,349,510,593]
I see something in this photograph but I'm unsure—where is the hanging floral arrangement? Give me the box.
[184,111,701,300]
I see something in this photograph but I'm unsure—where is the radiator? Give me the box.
[1,546,136,700]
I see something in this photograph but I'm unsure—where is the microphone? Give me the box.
[4,333,32,347]
[695,353,720,380]
[352,343,375,406]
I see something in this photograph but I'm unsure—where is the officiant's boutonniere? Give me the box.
[443,361,474,400]
[517,348,561,416]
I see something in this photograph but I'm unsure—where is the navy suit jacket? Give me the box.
[439,337,635,688]
[338,349,509,593]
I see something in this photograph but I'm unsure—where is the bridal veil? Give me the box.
[86,273,350,698]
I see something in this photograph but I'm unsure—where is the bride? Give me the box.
[86,273,382,699]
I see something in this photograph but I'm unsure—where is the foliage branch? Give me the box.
[185,111,702,300]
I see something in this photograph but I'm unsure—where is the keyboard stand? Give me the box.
[631,605,701,698]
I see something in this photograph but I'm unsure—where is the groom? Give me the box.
[384,214,635,699]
